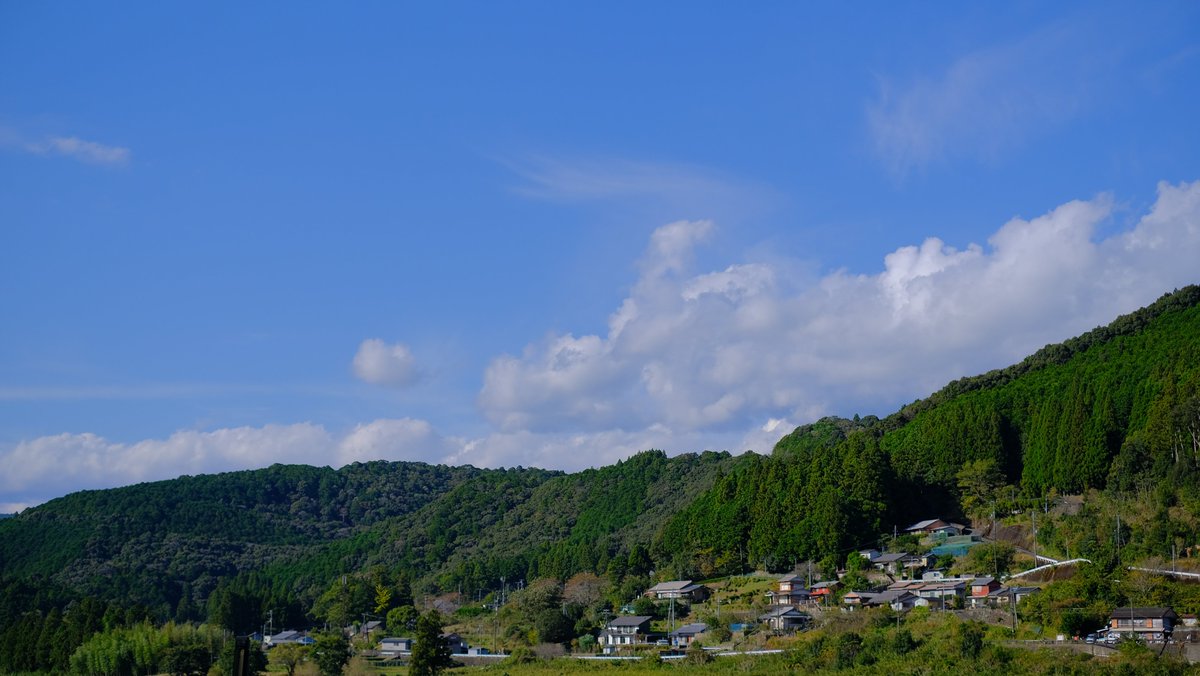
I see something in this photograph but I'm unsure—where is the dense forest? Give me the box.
[1,285,1199,672]
[658,286,1200,577]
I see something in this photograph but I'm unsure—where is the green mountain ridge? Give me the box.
[1,285,1198,636]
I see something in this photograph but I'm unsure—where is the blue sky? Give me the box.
[2,2,1199,510]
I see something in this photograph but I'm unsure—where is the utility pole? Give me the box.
[1031,508,1038,564]
[1010,589,1017,636]
[1116,513,1122,567]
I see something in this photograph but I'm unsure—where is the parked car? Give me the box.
[1085,633,1097,644]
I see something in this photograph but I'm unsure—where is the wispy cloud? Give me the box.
[502,154,780,221]
[30,136,131,166]
[1,127,130,166]
[867,23,1104,175]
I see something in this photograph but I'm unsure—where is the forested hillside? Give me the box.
[1,285,1198,671]
[0,461,559,613]
[658,286,1200,578]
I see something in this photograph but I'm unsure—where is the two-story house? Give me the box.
[644,580,711,602]
[767,573,813,606]
[600,616,653,652]
[1109,607,1178,639]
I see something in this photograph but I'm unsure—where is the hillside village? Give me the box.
[255,516,1199,669]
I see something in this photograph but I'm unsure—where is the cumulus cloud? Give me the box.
[481,180,1200,441]
[352,339,421,386]
[337,418,462,466]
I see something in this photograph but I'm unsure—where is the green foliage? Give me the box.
[269,643,309,676]
[0,460,557,615]
[956,458,1006,520]
[957,620,985,659]
[386,604,419,634]
[685,638,713,664]
[310,631,350,676]
[410,610,453,676]
[957,541,1016,577]
[67,622,224,676]
[213,638,267,676]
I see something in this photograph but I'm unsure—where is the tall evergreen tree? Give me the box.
[410,610,452,676]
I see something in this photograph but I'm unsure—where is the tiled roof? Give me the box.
[607,615,653,627]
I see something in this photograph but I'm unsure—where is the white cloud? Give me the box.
[442,425,710,473]
[0,425,333,507]
[352,339,421,387]
[25,135,131,166]
[337,418,462,466]
[481,180,1200,441]
[867,24,1102,174]
[0,418,468,508]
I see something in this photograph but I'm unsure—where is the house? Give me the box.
[767,588,812,606]
[874,553,932,577]
[264,630,313,647]
[1109,607,1178,638]
[912,579,966,605]
[360,620,383,636]
[768,574,813,606]
[759,606,811,632]
[378,637,413,656]
[967,585,1040,608]
[777,573,806,593]
[841,590,874,608]
[872,552,909,575]
[600,616,653,652]
[992,586,1040,605]
[441,632,468,655]
[857,549,882,561]
[905,519,966,538]
[969,576,1001,598]
[644,580,711,602]
[669,622,708,647]
[901,553,934,572]
[964,578,1001,609]
[873,589,920,611]
[810,580,841,603]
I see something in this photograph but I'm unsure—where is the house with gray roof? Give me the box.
[600,616,653,652]
[759,606,811,632]
[644,580,711,602]
[669,622,708,647]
